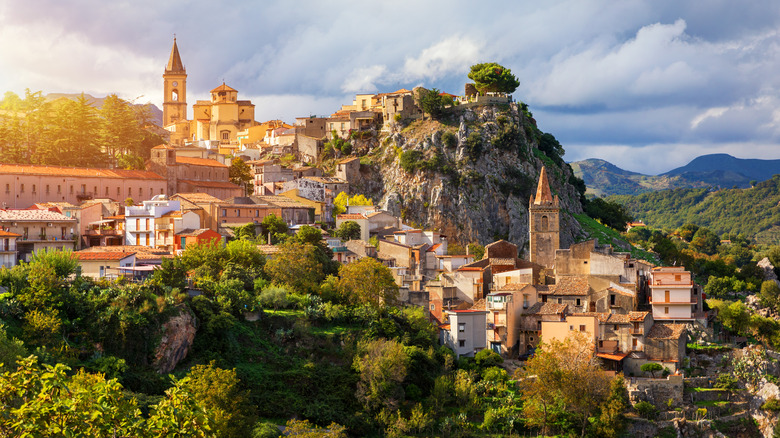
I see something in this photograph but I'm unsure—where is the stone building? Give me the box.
[162,38,189,146]
[147,145,244,199]
[192,83,257,145]
[528,166,560,270]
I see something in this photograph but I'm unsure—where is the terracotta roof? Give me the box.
[74,251,135,261]
[365,211,388,218]
[176,156,228,167]
[548,276,590,296]
[0,209,76,222]
[211,83,237,93]
[160,211,182,218]
[597,352,629,361]
[337,214,366,220]
[176,228,216,237]
[471,298,486,310]
[0,164,164,180]
[525,302,568,315]
[646,323,687,339]
[173,193,225,204]
[178,179,242,189]
[152,144,174,150]
[457,266,484,272]
[0,230,22,237]
[427,243,442,253]
[498,283,529,291]
[580,312,630,324]
[629,311,650,322]
[607,287,635,297]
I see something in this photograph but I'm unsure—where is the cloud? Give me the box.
[341,65,388,93]
[401,36,483,82]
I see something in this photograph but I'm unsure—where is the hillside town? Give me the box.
[2,37,780,438]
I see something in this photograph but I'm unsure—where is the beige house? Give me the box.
[0,209,77,262]
[192,83,257,145]
[74,251,136,279]
[0,230,21,268]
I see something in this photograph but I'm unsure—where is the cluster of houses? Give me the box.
[436,168,706,375]
[0,38,705,374]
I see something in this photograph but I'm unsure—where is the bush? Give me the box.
[641,362,664,378]
[714,373,738,390]
[258,285,289,310]
[252,422,282,438]
[474,349,503,369]
[761,396,780,411]
[634,401,658,420]
[399,150,424,173]
[442,131,457,148]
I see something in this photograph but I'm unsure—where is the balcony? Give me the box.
[84,228,122,236]
[629,328,644,335]
[20,235,75,242]
[155,224,174,231]
[487,301,506,311]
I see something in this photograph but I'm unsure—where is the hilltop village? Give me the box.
[2,38,780,438]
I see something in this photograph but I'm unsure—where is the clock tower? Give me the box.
[163,37,187,128]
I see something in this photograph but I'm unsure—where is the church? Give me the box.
[162,38,258,146]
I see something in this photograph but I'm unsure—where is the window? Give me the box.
[458,340,466,347]
[632,338,638,348]
[610,294,616,306]
[675,274,681,281]
[45,185,49,194]
[93,186,97,194]
[557,298,562,304]
[540,215,548,231]
[20,184,24,193]
[613,324,618,331]
[145,218,150,230]
[576,298,581,306]
[430,304,435,311]
[579,325,586,332]
[61,227,66,238]
[665,290,670,302]
[664,307,669,314]
[70,185,74,194]
[99,266,105,277]
[128,187,132,196]
[81,184,86,194]
[537,321,542,330]
[32,184,36,193]
[105,187,109,195]
[458,323,465,333]
[117,187,120,196]
[529,337,534,342]
[139,187,143,197]
[4,184,9,193]
[222,209,227,217]
[136,218,140,230]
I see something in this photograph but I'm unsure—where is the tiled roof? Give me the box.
[0,164,164,180]
[607,287,635,297]
[337,214,366,220]
[498,283,529,291]
[489,257,516,266]
[251,196,307,209]
[74,251,135,261]
[304,176,347,184]
[0,230,21,237]
[580,312,630,324]
[0,209,75,222]
[79,245,169,255]
[176,156,228,167]
[525,302,568,315]
[470,298,486,310]
[176,228,216,237]
[646,323,687,339]
[179,180,242,189]
[211,83,237,93]
[173,193,225,204]
[160,211,182,218]
[427,243,442,253]
[629,311,650,322]
[548,276,590,296]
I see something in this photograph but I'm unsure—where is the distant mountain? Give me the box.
[45,93,163,127]
[571,154,780,197]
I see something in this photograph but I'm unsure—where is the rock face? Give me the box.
[758,257,779,282]
[351,103,585,255]
[153,306,197,374]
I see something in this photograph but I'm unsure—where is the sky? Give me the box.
[2,0,780,174]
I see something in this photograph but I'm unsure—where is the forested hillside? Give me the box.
[609,175,780,243]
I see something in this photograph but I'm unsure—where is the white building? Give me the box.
[124,196,193,249]
[440,309,489,358]
[649,267,701,322]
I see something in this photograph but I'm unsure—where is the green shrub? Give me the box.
[634,401,658,420]
[762,396,780,411]
[714,373,739,390]
[258,285,289,310]
[474,349,503,369]
[252,422,282,438]
[442,131,457,148]
[464,132,483,162]
[399,150,424,173]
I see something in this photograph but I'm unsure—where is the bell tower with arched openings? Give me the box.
[163,37,187,128]
[529,166,560,269]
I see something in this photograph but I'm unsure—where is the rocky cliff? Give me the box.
[350,102,585,256]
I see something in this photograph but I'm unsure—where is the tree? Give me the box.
[333,220,361,241]
[100,94,144,165]
[229,157,254,195]
[518,332,612,437]
[259,213,288,243]
[594,375,629,438]
[0,324,25,371]
[760,280,780,311]
[690,227,720,255]
[640,362,664,378]
[180,362,256,438]
[584,198,633,231]
[418,88,449,120]
[232,223,257,241]
[332,192,372,217]
[353,338,410,413]
[338,257,399,310]
[467,63,520,94]
[264,241,324,294]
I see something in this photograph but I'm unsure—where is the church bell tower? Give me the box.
[529,166,560,270]
[163,38,187,127]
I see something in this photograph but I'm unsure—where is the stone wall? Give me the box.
[626,374,684,408]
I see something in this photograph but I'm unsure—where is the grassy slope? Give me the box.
[574,213,659,265]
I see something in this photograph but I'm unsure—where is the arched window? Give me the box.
[171,89,179,101]
[540,215,549,231]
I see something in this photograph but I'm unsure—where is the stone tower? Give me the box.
[529,166,560,269]
[163,38,187,127]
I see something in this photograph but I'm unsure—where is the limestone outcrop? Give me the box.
[351,102,585,255]
[152,306,197,373]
